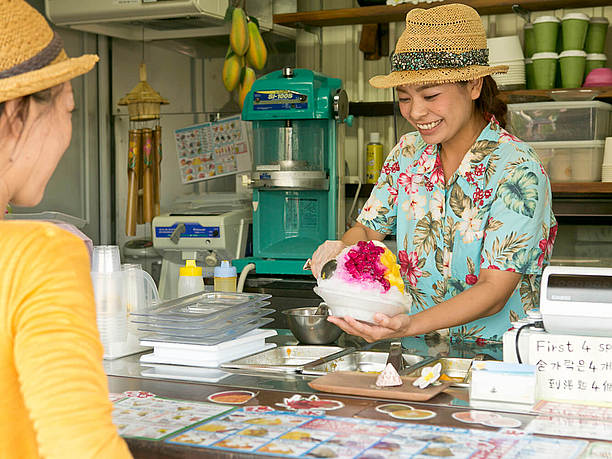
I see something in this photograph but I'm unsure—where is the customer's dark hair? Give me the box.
[0,86,58,120]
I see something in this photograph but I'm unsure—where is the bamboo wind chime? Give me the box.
[118,63,169,236]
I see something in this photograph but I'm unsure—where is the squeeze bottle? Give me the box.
[177,259,204,297]
[366,132,383,184]
[214,260,237,292]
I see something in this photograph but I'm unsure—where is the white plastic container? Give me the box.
[507,100,612,142]
[530,140,605,182]
[178,259,204,297]
[313,285,410,323]
[214,260,237,292]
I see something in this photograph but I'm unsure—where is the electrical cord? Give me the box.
[514,323,533,364]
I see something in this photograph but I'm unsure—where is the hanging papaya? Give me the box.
[222,52,242,92]
[229,7,249,56]
[245,21,267,70]
[238,66,256,110]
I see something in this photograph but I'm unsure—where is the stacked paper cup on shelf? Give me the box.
[602,137,612,182]
[91,245,127,351]
[488,36,525,90]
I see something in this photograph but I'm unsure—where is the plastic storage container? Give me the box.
[507,101,612,142]
[530,140,605,182]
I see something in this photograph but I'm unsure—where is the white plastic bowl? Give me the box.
[313,286,410,323]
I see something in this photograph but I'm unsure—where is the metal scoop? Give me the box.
[314,303,329,316]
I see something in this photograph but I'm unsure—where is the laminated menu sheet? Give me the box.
[165,407,589,458]
[174,114,251,184]
[110,393,234,441]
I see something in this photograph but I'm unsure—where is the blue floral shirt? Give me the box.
[357,118,557,342]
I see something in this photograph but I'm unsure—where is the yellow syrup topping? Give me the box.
[379,249,405,294]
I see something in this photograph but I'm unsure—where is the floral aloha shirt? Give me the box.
[357,117,557,343]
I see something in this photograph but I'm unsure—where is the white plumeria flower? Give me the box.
[360,198,383,221]
[430,190,445,220]
[458,207,483,244]
[412,362,442,389]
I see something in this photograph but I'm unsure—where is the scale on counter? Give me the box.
[540,265,612,337]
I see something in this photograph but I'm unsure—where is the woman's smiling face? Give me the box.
[396,81,482,146]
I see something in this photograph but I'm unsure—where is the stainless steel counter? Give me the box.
[104,332,503,409]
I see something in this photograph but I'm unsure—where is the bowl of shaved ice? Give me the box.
[313,240,411,323]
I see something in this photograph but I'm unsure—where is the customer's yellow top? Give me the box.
[0,221,131,458]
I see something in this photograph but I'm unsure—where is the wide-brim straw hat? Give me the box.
[370,3,508,89]
[0,0,99,103]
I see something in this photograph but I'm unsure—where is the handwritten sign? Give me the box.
[529,334,612,406]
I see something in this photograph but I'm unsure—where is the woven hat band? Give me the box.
[390,48,489,72]
[0,31,63,80]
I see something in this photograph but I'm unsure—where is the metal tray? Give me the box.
[300,351,426,376]
[404,357,473,387]
[220,345,345,374]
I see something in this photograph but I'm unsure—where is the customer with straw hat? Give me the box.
[0,1,131,457]
[311,4,557,344]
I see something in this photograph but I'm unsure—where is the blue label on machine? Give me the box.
[155,223,220,238]
[252,90,308,111]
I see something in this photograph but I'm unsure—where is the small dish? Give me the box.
[549,89,600,101]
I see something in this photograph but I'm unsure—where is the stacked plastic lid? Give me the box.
[131,291,273,346]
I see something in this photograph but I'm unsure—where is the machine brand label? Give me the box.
[155,223,220,238]
[252,90,308,111]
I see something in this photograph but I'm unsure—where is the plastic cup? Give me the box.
[525,58,535,89]
[91,271,127,344]
[585,53,607,79]
[561,13,590,51]
[604,137,612,165]
[559,50,587,88]
[524,23,535,58]
[532,52,558,89]
[585,17,609,54]
[91,245,121,273]
[533,16,560,53]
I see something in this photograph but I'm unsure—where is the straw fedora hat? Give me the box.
[0,0,99,103]
[370,3,508,89]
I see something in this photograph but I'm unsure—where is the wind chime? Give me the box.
[118,63,169,236]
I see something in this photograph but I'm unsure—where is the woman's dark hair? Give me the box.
[460,76,507,128]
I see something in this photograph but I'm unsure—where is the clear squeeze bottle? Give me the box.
[214,260,237,292]
[177,259,204,297]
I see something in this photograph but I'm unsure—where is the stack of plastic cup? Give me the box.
[585,53,608,80]
[532,52,558,89]
[561,13,590,51]
[91,245,126,350]
[559,50,587,88]
[602,137,612,183]
[585,17,609,54]
[523,23,535,58]
[533,16,560,53]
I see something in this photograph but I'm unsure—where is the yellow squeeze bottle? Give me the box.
[366,132,383,184]
[214,260,237,292]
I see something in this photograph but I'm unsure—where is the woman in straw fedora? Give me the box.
[0,1,131,457]
[311,4,556,344]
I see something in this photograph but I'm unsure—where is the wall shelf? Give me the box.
[274,1,612,28]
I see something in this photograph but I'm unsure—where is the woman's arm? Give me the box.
[327,268,521,342]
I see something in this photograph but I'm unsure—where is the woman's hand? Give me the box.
[327,312,412,343]
[310,240,347,278]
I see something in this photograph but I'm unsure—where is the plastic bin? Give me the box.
[530,140,604,182]
[508,101,611,142]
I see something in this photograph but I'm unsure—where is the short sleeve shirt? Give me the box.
[357,118,557,342]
